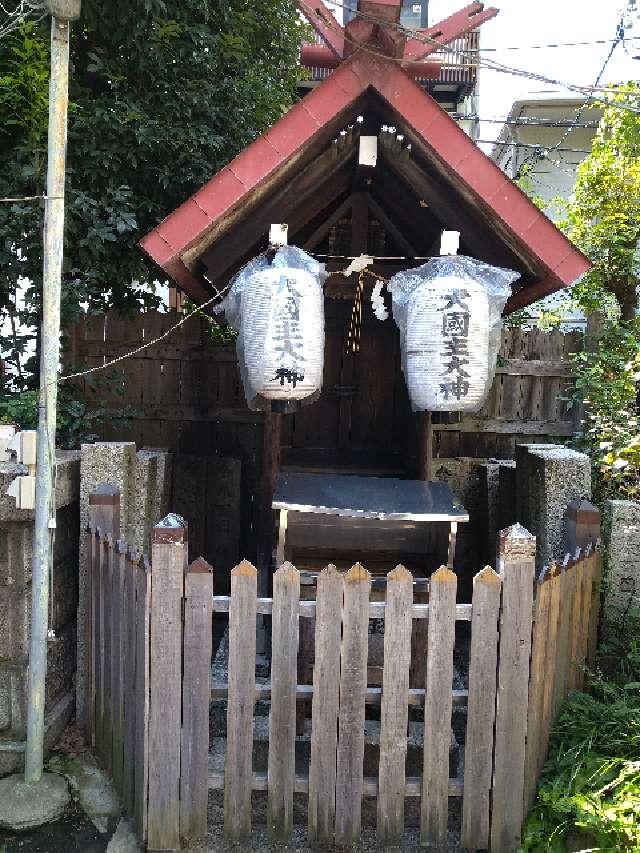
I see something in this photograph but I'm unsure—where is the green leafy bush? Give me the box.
[521,678,640,852]
[0,381,137,449]
[571,319,640,502]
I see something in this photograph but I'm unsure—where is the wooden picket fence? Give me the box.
[83,496,601,852]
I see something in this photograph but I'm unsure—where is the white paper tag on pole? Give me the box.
[344,255,373,276]
[440,230,460,256]
[358,136,378,167]
[269,223,288,246]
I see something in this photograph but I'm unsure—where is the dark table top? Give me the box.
[272,472,468,522]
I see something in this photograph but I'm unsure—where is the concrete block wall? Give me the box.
[76,443,172,732]
[0,451,80,776]
[603,499,640,622]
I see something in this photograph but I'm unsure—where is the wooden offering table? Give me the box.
[272,471,469,701]
[272,471,469,571]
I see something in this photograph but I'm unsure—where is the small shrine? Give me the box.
[140,0,590,595]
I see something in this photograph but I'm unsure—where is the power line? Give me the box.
[0,0,45,39]
[454,115,601,129]
[477,139,591,154]
[322,1,640,114]
[513,7,624,178]
[476,36,640,52]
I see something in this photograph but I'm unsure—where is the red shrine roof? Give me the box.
[140,2,591,313]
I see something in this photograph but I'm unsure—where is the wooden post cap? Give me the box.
[89,484,120,504]
[152,513,188,544]
[187,557,213,574]
[498,523,536,561]
[565,499,600,523]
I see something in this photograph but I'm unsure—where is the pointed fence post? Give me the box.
[335,563,372,847]
[267,562,300,842]
[224,560,258,842]
[308,565,343,844]
[491,524,536,853]
[461,566,501,850]
[180,557,214,845]
[377,565,413,846]
[420,566,457,846]
[147,514,188,852]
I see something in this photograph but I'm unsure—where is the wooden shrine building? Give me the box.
[140,0,591,583]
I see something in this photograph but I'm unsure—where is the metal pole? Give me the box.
[24,12,72,784]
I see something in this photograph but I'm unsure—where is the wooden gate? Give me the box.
[84,496,601,852]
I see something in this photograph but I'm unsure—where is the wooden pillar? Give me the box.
[258,408,281,582]
[416,411,433,481]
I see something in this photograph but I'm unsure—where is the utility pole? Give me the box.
[25,0,81,784]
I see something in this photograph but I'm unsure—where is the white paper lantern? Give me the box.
[389,256,518,413]
[406,276,490,411]
[240,266,324,402]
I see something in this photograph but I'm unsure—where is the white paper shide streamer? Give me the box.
[389,257,518,413]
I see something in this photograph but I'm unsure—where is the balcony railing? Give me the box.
[301,30,480,99]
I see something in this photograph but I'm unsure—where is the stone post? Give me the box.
[515,444,591,568]
[603,500,640,622]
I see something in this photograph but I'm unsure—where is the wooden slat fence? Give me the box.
[67,311,583,462]
[84,493,601,852]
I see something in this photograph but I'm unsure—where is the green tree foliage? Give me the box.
[0,1,306,388]
[565,85,640,322]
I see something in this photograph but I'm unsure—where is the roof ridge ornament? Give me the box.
[297,1,498,71]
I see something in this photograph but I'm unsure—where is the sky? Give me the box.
[328,0,640,148]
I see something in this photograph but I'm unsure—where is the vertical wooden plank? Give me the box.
[122,548,137,817]
[377,566,413,846]
[421,566,457,846]
[147,516,187,852]
[334,563,372,847]
[134,555,151,843]
[491,525,536,853]
[86,527,98,748]
[267,562,300,842]
[574,549,591,691]
[568,549,584,692]
[94,530,106,763]
[553,554,573,716]
[461,566,502,850]
[540,563,561,775]
[224,560,258,842]
[587,545,603,667]
[180,558,214,845]
[101,534,114,774]
[523,570,552,812]
[111,541,126,796]
[308,566,344,844]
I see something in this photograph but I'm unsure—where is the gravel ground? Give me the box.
[204,625,472,852]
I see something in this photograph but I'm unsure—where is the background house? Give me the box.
[490,96,603,204]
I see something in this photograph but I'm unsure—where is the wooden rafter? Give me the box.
[301,194,355,250]
[366,195,417,257]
